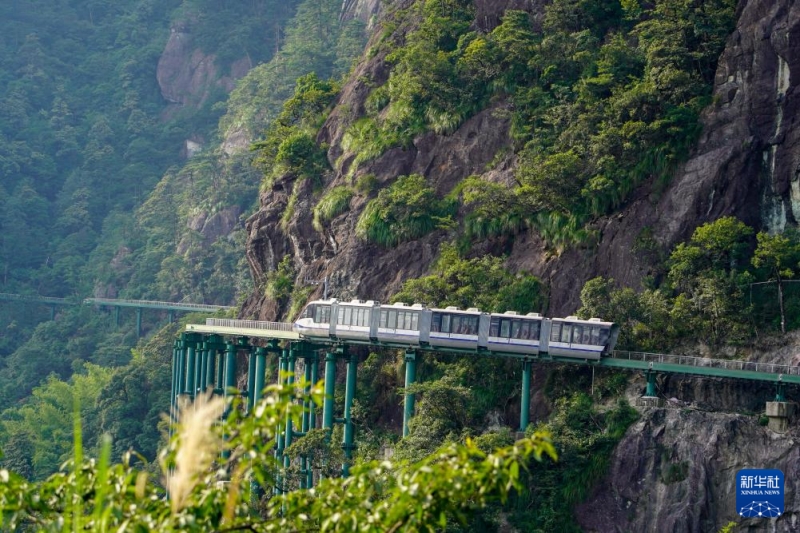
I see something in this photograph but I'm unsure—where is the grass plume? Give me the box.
[165,392,226,514]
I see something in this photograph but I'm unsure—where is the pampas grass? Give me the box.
[166,392,226,514]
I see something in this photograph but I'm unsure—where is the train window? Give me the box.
[500,319,511,338]
[411,312,419,330]
[599,327,610,345]
[398,311,407,329]
[581,326,591,344]
[441,314,451,333]
[511,320,521,339]
[431,313,441,332]
[315,305,331,324]
[590,326,600,345]
[346,307,353,325]
[302,305,315,319]
[530,321,540,340]
[550,322,561,342]
[451,315,462,334]
[560,324,571,343]
[388,310,397,329]
[379,310,387,328]
[520,321,530,340]
[489,318,499,337]
[572,325,583,344]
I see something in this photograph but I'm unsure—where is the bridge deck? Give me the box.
[85,298,235,312]
[186,319,299,340]
[188,319,799,385]
[0,293,74,305]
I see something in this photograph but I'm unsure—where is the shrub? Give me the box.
[312,186,353,231]
[355,174,455,247]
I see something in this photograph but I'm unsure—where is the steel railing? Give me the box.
[85,298,234,311]
[611,351,800,376]
[205,318,295,332]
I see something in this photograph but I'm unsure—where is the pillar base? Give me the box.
[637,396,665,408]
[766,402,796,433]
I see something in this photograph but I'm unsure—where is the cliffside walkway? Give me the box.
[177,317,799,484]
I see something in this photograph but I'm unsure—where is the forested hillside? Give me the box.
[0,0,366,480]
[4,0,800,531]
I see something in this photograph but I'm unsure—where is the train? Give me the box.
[293,299,619,360]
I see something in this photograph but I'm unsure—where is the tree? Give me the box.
[0,381,557,532]
[752,230,800,333]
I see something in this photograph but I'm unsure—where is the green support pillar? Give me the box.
[224,342,237,393]
[186,339,197,399]
[170,340,180,418]
[176,340,186,398]
[519,360,532,432]
[284,349,296,470]
[216,347,225,391]
[300,354,313,489]
[645,370,657,397]
[309,354,318,431]
[322,351,336,432]
[115,306,120,328]
[49,305,55,321]
[775,381,786,402]
[194,344,203,396]
[403,350,417,438]
[247,346,258,411]
[342,350,357,477]
[168,310,175,324]
[135,307,143,338]
[302,353,313,433]
[206,347,216,391]
[254,347,267,404]
[199,343,208,393]
[274,349,288,495]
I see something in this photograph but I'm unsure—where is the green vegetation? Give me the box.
[393,244,543,312]
[312,186,354,232]
[0,0,368,484]
[0,381,557,531]
[355,174,456,247]
[578,217,800,349]
[344,0,736,249]
[252,73,339,187]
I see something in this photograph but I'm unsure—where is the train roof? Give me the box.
[551,316,615,326]
[303,299,613,324]
[489,311,543,318]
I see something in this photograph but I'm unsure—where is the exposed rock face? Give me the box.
[538,0,800,313]
[157,24,251,111]
[577,408,800,532]
[238,1,800,529]
[244,0,800,318]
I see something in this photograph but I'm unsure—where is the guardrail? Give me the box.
[84,298,234,311]
[0,293,73,304]
[611,351,800,377]
[205,318,295,332]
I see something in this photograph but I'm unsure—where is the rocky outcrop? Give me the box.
[538,0,800,313]
[157,23,251,111]
[577,407,800,532]
[244,0,800,318]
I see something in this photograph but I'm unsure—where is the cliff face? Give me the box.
[244,0,800,318]
[577,408,800,532]
[537,0,800,313]
[242,0,800,527]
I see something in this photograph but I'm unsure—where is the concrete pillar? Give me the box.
[766,401,796,433]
